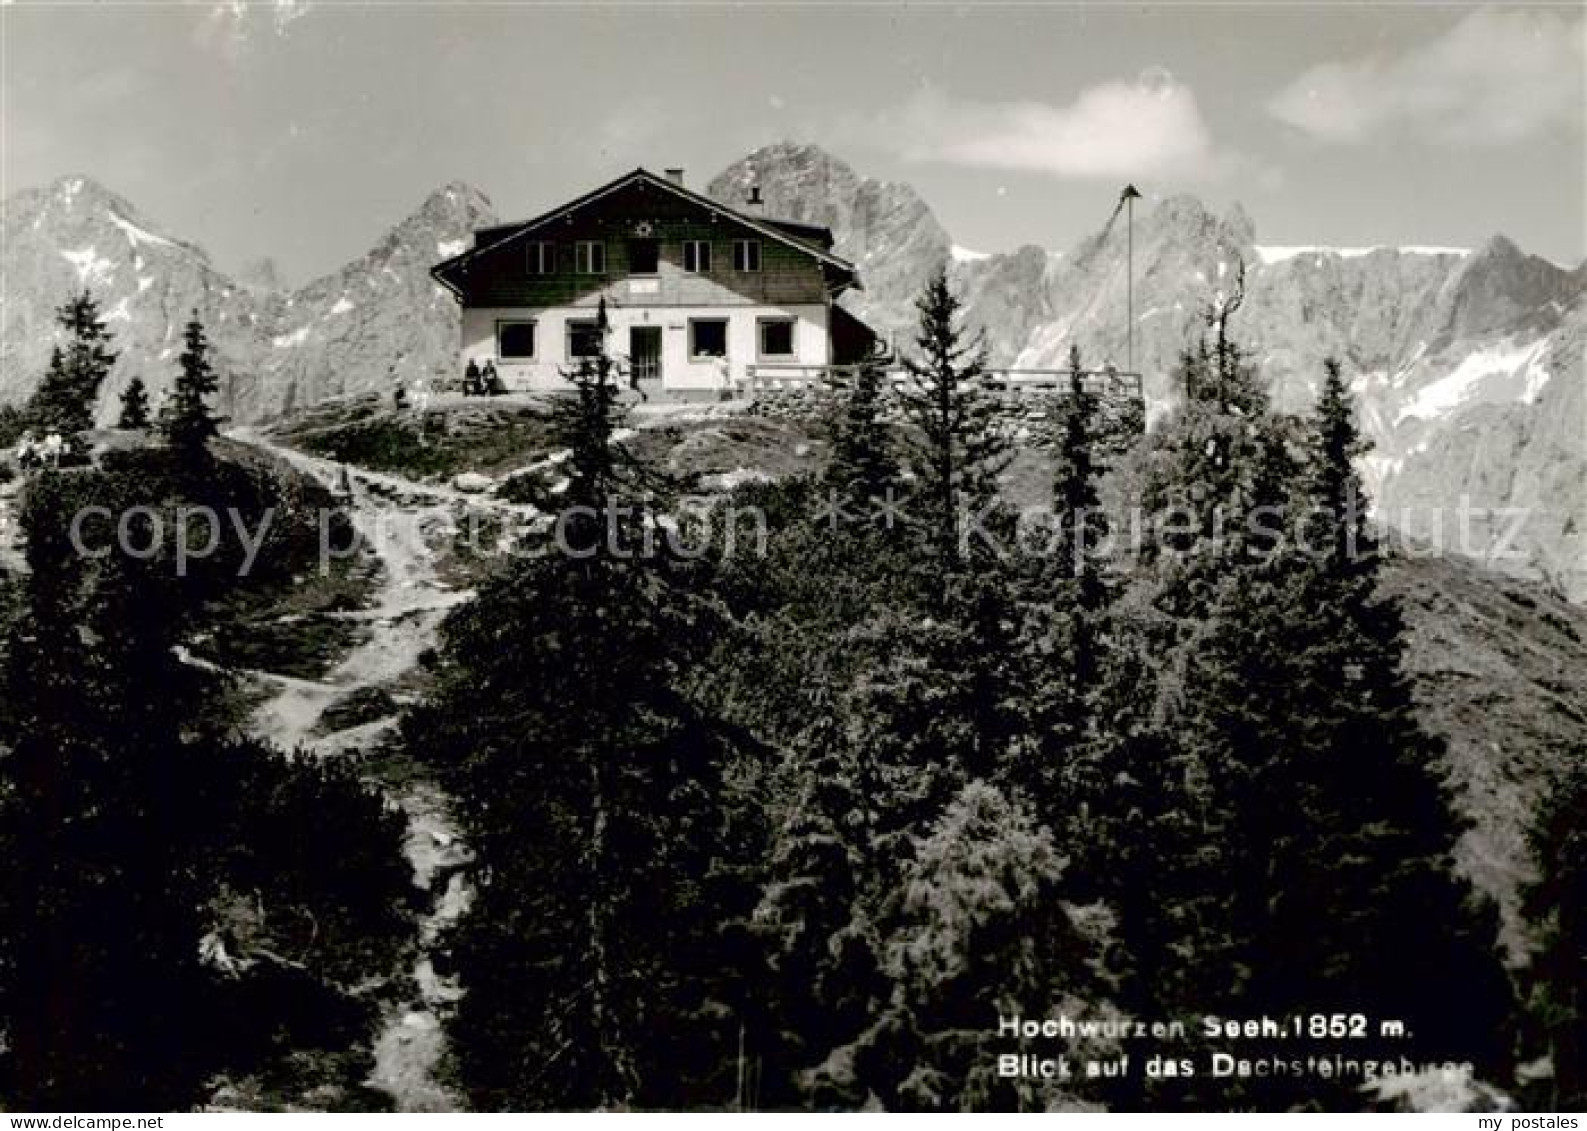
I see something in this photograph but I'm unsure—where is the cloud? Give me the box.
[196,0,315,59]
[868,69,1238,181]
[1268,7,1585,145]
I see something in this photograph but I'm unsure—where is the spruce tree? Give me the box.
[897,267,1011,586]
[831,782,1109,1112]
[409,299,746,1109]
[1136,293,1293,592]
[1285,360,1511,1073]
[161,315,220,460]
[1013,344,1112,814]
[27,292,118,445]
[1172,358,1514,1105]
[117,376,152,430]
[1522,749,1587,1110]
[0,475,211,1108]
[28,347,75,435]
[752,706,885,1106]
[892,270,1023,781]
[825,357,899,522]
[1050,346,1105,608]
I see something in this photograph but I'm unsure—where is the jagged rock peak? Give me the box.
[1221,202,1257,250]
[707,141,942,238]
[1448,231,1581,320]
[381,182,495,249]
[709,142,952,341]
[10,173,209,263]
[413,180,494,221]
[709,141,859,203]
[40,173,136,214]
[1143,194,1253,250]
[1472,233,1525,265]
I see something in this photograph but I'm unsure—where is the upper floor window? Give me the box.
[575,241,606,275]
[567,318,604,360]
[526,241,555,275]
[683,240,712,273]
[628,238,660,275]
[497,320,536,360]
[733,239,761,272]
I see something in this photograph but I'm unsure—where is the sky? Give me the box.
[3,2,1583,286]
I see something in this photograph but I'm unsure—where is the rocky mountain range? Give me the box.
[0,175,492,423]
[714,143,1584,602]
[2,143,1581,598]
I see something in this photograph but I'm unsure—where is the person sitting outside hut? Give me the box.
[463,358,482,397]
[482,360,505,396]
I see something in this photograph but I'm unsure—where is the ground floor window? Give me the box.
[689,318,729,360]
[497,320,536,360]
[758,317,796,359]
[567,319,603,360]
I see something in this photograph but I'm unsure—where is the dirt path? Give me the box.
[230,428,478,1112]
[223,403,736,1109]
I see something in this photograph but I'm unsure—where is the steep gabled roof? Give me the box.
[761,218,835,252]
[431,167,857,297]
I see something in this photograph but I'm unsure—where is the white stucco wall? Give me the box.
[458,303,830,392]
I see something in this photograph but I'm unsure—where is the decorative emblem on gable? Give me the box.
[632,221,656,238]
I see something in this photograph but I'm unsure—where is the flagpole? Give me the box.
[1122,184,1140,375]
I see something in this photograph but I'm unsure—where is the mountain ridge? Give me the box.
[2,145,1581,597]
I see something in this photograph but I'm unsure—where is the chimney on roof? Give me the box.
[664,167,685,186]
[745,183,764,214]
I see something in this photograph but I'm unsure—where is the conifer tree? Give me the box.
[161,315,220,460]
[1170,358,1514,1105]
[825,357,898,522]
[891,270,1023,781]
[897,267,1011,585]
[1137,288,1294,592]
[409,299,746,1109]
[28,347,75,435]
[27,292,118,444]
[831,782,1108,1112]
[117,376,152,430]
[1522,749,1587,1110]
[752,706,885,1105]
[0,474,211,1108]
[1066,306,1303,1095]
[1000,344,1117,837]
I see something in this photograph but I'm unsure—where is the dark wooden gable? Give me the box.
[434,170,856,310]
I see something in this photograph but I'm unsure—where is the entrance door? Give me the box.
[630,326,662,384]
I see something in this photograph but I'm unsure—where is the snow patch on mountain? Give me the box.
[1396,336,1550,423]
[951,244,989,263]
[272,327,311,348]
[329,296,355,315]
[106,210,175,250]
[437,238,466,258]
[60,246,116,285]
[1255,245,1471,266]
[1521,358,1553,404]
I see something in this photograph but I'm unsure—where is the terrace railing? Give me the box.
[742,362,1144,405]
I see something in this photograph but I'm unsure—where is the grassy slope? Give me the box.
[269,394,562,483]
[1383,548,1587,961]
[191,439,381,706]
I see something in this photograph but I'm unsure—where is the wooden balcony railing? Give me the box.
[741,363,1144,404]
